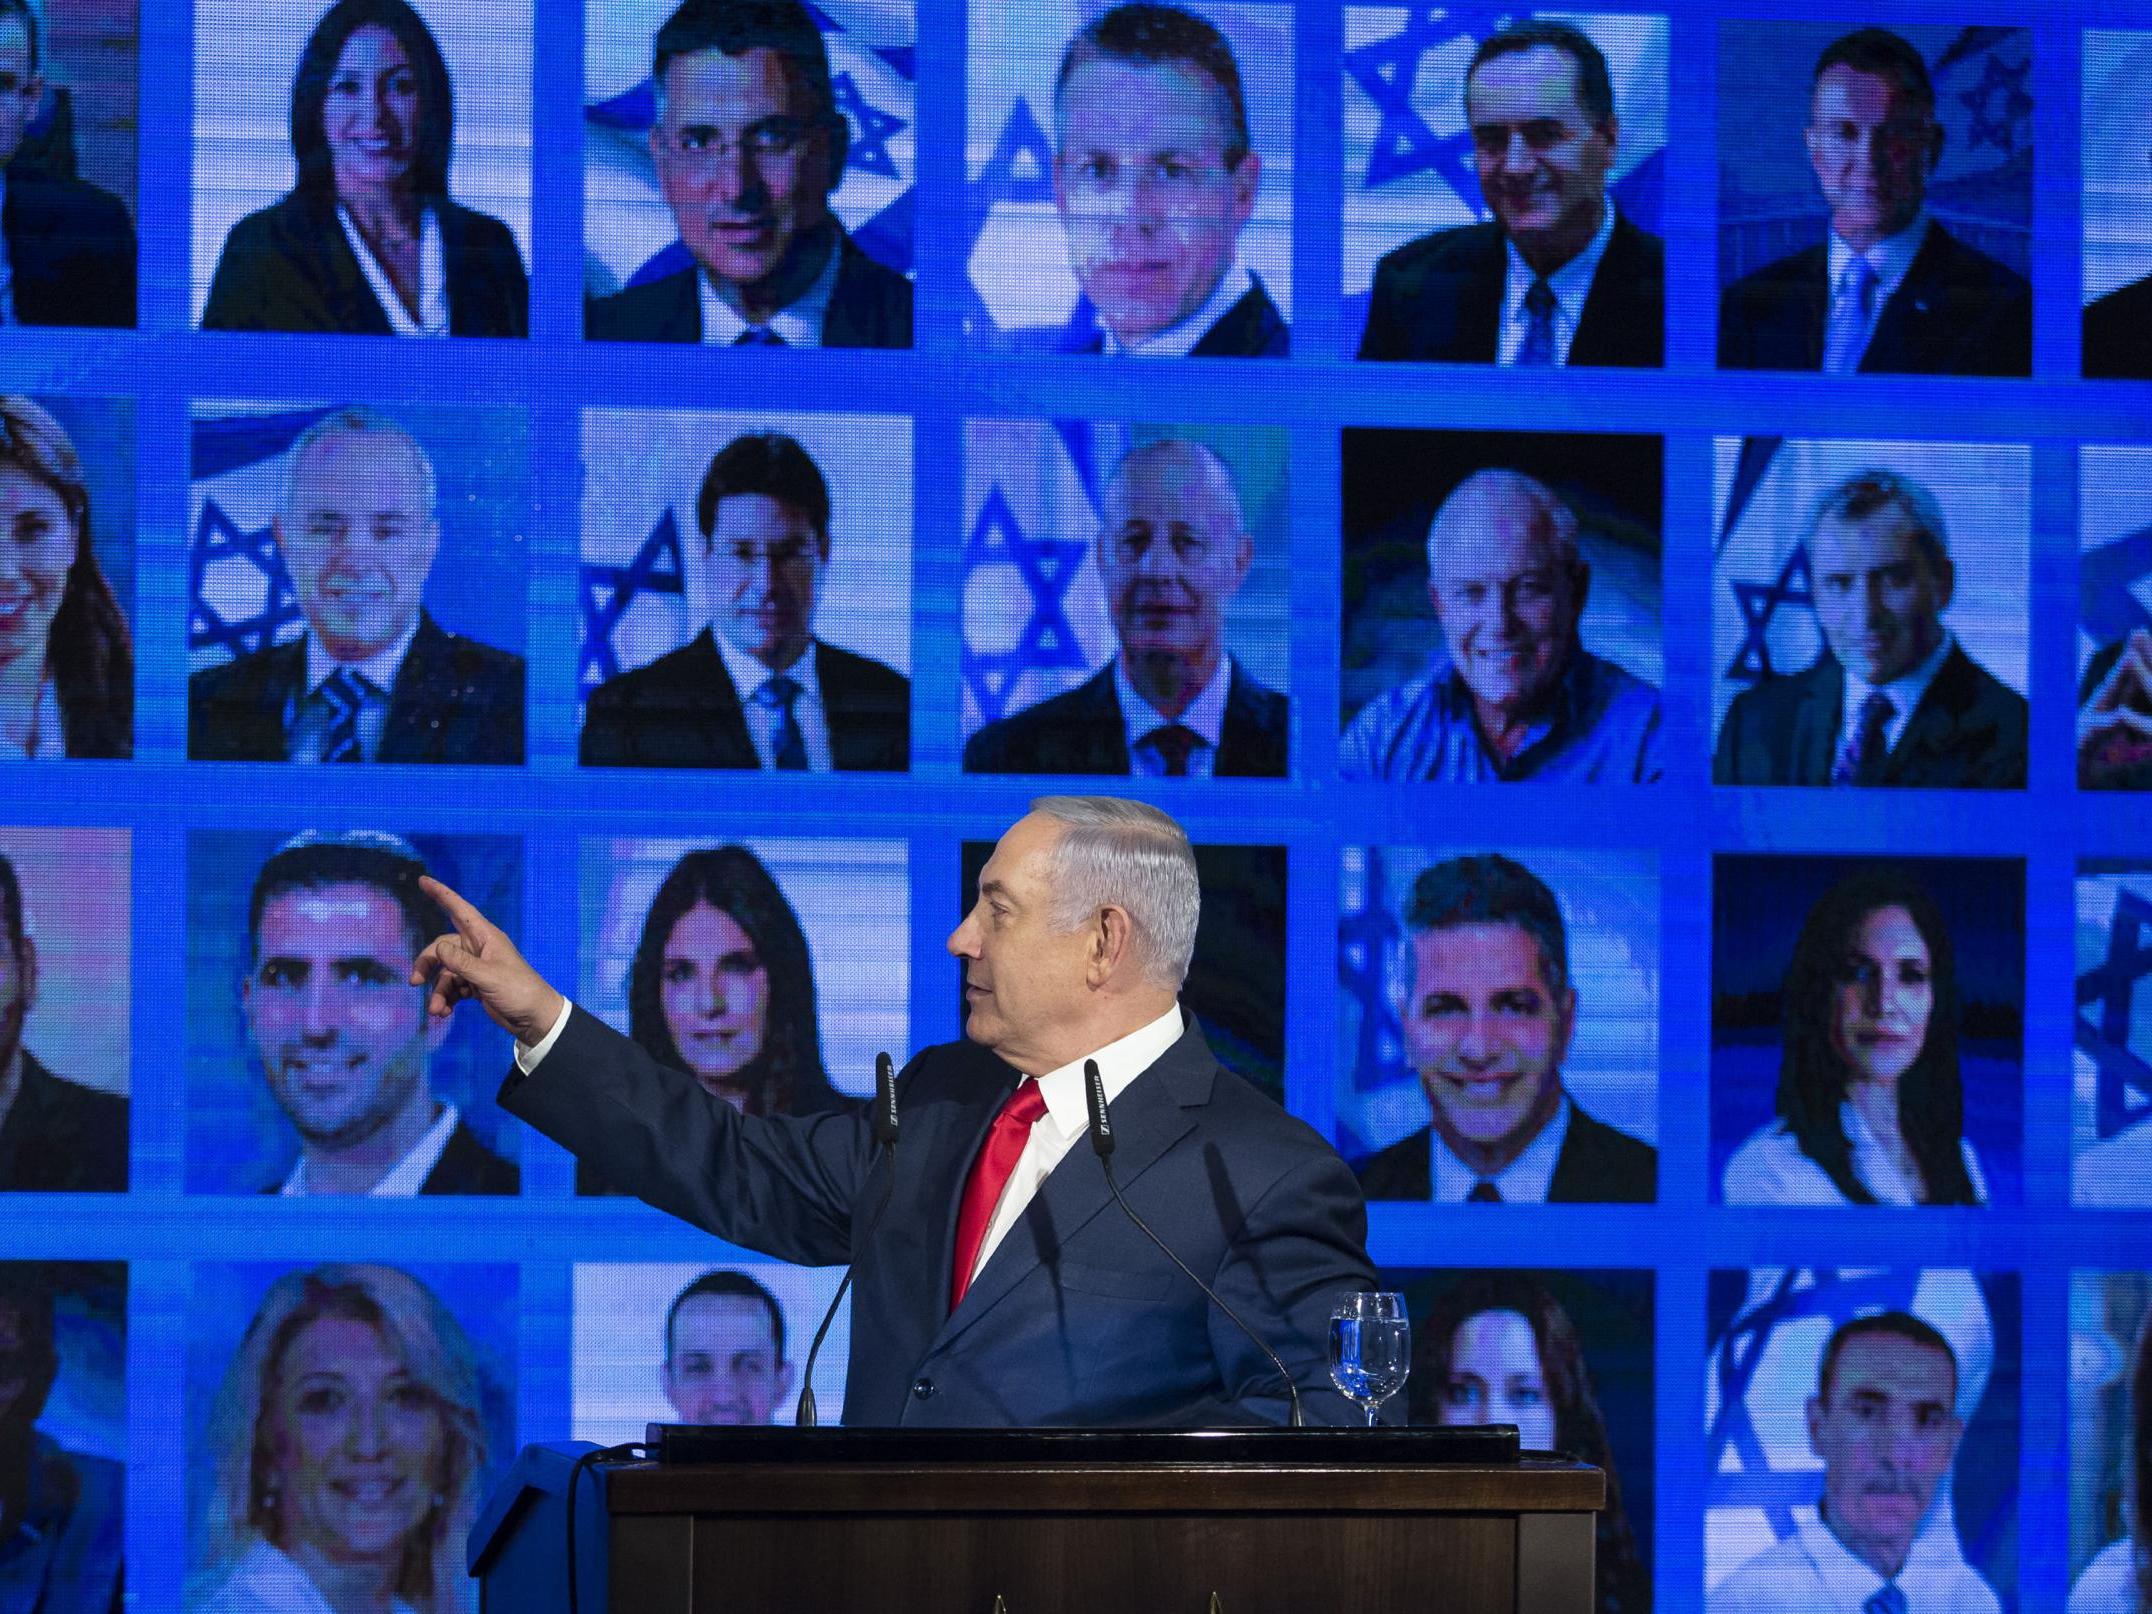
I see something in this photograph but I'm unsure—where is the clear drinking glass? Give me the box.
[1329,1291,1410,1426]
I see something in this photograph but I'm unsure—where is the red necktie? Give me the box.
[949,1078,1049,1310]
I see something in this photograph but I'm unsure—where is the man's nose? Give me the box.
[299,980,341,1039]
[946,914,979,958]
[1500,131,1538,173]
[1455,1013,1495,1063]
[706,146,763,206]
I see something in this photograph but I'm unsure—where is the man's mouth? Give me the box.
[1441,1072,1522,1104]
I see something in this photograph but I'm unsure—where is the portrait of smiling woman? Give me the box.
[200,0,529,336]
[190,1264,490,1614]
[1722,866,1990,1206]
[0,397,133,760]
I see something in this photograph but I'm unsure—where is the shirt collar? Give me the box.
[1428,1092,1572,1202]
[1113,652,1233,751]
[698,234,843,347]
[280,1101,460,1197]
[1437,641,1591,744]
[1796,1509,1893,1607]
[303,616,423,699]
[712,629,822,707]
[1102,260,1254,358]
[1840,629,1953,742]
[1504,202,1617,326]
[1026,1003,1185,1141]
[337,203,449,337]
[1827,209,1930,304]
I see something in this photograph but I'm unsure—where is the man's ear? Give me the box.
[1804,1392,1826,1455]
[1091,905,1137,986]
[774,1360,797,1404]
[14,936,34,1016]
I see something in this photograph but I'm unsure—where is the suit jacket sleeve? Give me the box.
[1208,1146,1375,1425]
[499,1006,870,1264]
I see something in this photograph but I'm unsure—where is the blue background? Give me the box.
[1,0,2145,1608]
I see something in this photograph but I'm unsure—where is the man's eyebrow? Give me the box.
[979,878,1017,904]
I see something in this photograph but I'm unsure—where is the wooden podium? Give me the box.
[469,1428,1603,1613]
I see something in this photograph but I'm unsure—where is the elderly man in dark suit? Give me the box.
[418,796,1376,1426]
[0,852,127,1193]
[588,0,910,348]
[581,431,910,770]
[243,833,517,1197]
[1358,21,1660,368]
[1715,468,2027,788]
[188,408,525,764]
[965,438,1289,777]
[0,0,133,328]
[1354,854,1657,1204]
[1017,2,1286,359]
[1718,28,2030,377]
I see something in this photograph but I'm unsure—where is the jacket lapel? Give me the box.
[379,615,449,762]
[691,631,760,766]
[1882,646,1972,782]
[1794,658,1846,784]
[936,1026,1208,1344]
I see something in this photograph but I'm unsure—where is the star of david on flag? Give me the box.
[584,0,916,294]
[2076,878,2152,1146]
[188,409,341,670]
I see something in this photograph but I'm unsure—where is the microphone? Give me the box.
[795,1052,899,1428]
[1083,1059,1306,1429]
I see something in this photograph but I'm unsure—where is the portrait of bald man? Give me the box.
[188,407,526,765]
[964,437,1290,777]
[1341,466,1663,783]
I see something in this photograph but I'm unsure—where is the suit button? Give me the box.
[911,1377,935,1400]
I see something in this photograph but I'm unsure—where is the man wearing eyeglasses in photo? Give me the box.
[1717,27,2029,377]
[581,431,910,771]
[1019,1,1286,358]
[586,0,912,348]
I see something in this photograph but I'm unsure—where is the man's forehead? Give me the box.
[1811,506,1927,566]
[1108,454,1234,528]
[1413,922,1545,985]
[1831,1332,1956,1397]
[1467,46,1586,121]
[662,45,803,122]
[258,883,409,947]
[1812,63,1919,121]
[291,434,428,509]
[980,815,1061,890]
[712,493,820,542]
[1433,508,1565,580]
[674,1292,777,1348]
[1059,55,1237,151]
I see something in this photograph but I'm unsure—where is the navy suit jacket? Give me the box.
[1357,211,1664,367]
[1353,1105,1657,1204]
[1717,220,2031,377]
[187,612,527,764]
[1,163,135,327]
[2084,274,2152,380]
[963,660,1290,777]
[1713,643,2027,789]
[502,1008,1375,1426]
[579,631,910,771]
[0,1052,127,1193]
[1033,275,1290,358]
[256,1118,517,1196]
[585,233,912,348]
[201,190,528,337]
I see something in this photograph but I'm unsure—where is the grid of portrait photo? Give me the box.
[4,0,2150,1607]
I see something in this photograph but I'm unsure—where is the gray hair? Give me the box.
[279,407,439,524]
[1029,795,1199,990]
[1806,467,1950,574]
[1425,467,1580,572]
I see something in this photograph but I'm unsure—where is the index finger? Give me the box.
[419,875,495,943]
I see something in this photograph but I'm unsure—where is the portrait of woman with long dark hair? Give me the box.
[200,0,527,336]
[1412,1272,1649,1614]
[1722,867,1987,1205]
[580,845,838,1194]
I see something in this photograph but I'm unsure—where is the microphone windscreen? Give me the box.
[1084,1058,1114,1157]
[872,1051,899,1147]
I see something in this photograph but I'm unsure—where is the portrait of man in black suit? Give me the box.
[1715,467,2027,789]
[1717,27,2030,377]
[582,430,910,771]
[964,436,1289,777]
[240,832,517,1196]
[0,0,135,328]
[1018,1,1286,358]
[1354,853,1657,1203]
[188,408,526,765]
[0,848,126,1193]
[1358,19,1661,368]
[586,0,911,348]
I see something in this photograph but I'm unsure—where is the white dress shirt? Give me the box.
[1824,210,1930,367]
[2066,1540,2142,1614]
[698,237,842,347]
[1709,1509,2001,1614]
[338,204,449,338]
[1496,203,1617,366]
[287,618,422,763]
[965,1003,1183,1284]
[1722,1100,1989,1206]
[278,1101,461,1198]
[1103,260,1255,357]
[1428,1094,1573,1203]
[713,632,835,772]
[1113,654,1231,778]
[1838,631,1954,763]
